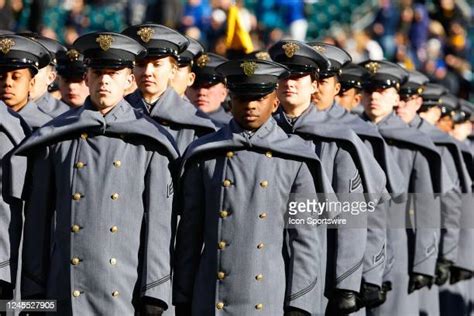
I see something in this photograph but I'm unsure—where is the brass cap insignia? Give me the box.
[312,45,326,53]
[96,34,114,51]
[66,49,80,61]
[0,38,15,55]
[196,54,209,68]
[364,62,380,74]
[417,87,424,95]
[137,27,154,43]
[240,61,258,76]
[282,42,299,58]
[255,51,270,60]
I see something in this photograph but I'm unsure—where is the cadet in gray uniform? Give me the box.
[360,60,449,316]
[122,24,217,154]
[19,32,70,117]
[17,32,178,315]
[0,103,29,303]
[0,34,53,130]
[396,71,472,316]
[170,36,204,98]
[269,40,388,314]
[313,55,405,311]
[55,49,89,108]
[335,63,365,113]
[173,58,333,316]
[185,53,232,126]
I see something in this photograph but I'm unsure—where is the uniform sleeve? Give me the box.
[438,150,462,262]
[285,161,322,314]
[332,147,367,292]
[172,160,205,305]
[21,147,55,298]
[141,152,175,308]
[410,151,440,276]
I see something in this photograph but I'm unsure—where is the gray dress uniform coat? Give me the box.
[409,115,471,316]
[16,98,178,315]
[0,103,29,292]
[173,117,334,315]
[17,100,54,130]
[326,103,405,288]
[126,87,217,154]
[364,112,450,316]
[274,105,388,301]
[35,92,70,118]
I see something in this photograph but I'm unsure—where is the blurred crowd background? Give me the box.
[1,0,472,100]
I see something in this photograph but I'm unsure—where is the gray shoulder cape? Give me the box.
[14,98,178,161]
[126,88,217,133]
[181,117,333,195]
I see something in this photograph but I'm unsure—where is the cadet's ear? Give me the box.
[353,93,362,107]
[47,66,57,85]
[310,80,318,94]
[334,82,341,96]
[29,76,36,92]
[271,93,280,113]
[126,72,135,90]
[187,72,196,87]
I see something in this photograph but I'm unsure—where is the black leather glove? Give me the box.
[435,259,453,286]
[141,297,166,316]
[0,280,13,300]
[408,273,433,293]
[359,282,388,309]
[175,304,192,316]
[449,266,473,284]
[326,289,361,315]
[284,307,311,316]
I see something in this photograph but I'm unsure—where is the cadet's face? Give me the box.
[437,115,454,133]
[419,106,442,125]
[29,65,56,100]
[335,88,362,111]
[58,76,89,108]
[362,87,399,122]
[0,68,35,111]
[85,67,133,114]
[396,94,422,124]
[231,91,279,130]
[277,74,316,109]
[312,76,341,110]
[186,82,227,113]
[134,57,176,100]
[450,121,472,141]
[170,66,195,96]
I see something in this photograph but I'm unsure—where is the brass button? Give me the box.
[222,179,232,187]
[259,213,267,219]
[110,226,118,233]
[113,160,121,168]
[216,302,224,310]
[75,162,85,169]
[255,274,263,281]
[260,180,268,188]
[217,271,226,280]
[112,291,120,297]
[71,225,80,233]
[72,290,81,297]
[265,151,272,158]
[409,209,415,216]
[71,257,80,265]
[257,243,264,249]
[255,303,263,310]
[80,133,88,140]
[218,241,227,250]
[226,151,234,158]
[110,258,117,265]
[219,210,229,218]
[111,193,119,200]
[72,193,82,201]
